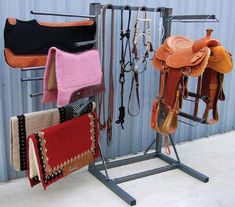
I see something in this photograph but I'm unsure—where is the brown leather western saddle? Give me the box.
[151,29,233,154]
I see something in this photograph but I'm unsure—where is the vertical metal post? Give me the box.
[161,7,173,41]
[89,3,101,15]
[89,3,101,49]
[89,1,109,176]
[155,7,173,153]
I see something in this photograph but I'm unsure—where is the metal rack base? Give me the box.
[89,150,209,206]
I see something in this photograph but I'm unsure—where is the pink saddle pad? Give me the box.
[42,47,104,107]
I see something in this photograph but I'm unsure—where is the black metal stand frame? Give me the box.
[88,3,216,206]
[89,134,209,206]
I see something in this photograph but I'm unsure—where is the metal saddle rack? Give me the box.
[23,3,219,206]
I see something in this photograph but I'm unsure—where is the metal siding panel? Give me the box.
[0,0,235,181]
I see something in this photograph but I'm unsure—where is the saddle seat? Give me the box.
[153,30,223,77]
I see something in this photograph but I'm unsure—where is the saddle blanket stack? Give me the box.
[27,113,99,189]
[10,101,96,171]
[3,17,104,189]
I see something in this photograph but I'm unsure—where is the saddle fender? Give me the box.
[151,97,178,135]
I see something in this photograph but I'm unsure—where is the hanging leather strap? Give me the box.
[207,72,225,124]
[164,135,171,155]
[116,7,132,128]
[98,6,108,130]
[193,75,202,117]
[106,6,115,144]
[128,70,140,116]
[202,68,225,124]
[99,5,115,145]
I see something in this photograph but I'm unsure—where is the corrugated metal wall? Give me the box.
[0,0,234,181]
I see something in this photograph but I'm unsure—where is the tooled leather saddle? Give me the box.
[151,29,233,154]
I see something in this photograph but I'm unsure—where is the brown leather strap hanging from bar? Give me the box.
[98,5,115,144]
[107,7,115,144]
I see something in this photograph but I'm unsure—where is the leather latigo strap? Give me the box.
[4,18,96,68]
[98,5,115,144]
[193,76,202,117]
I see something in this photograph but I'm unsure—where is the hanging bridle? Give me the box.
[128,8,153,116]
[116,6,132,129]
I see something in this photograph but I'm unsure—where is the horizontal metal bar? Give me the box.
[74,39,97,47]
[21,77,43,82]
[177,162,209,183]
[101,4,164,12]
[94,152,157,171]
[31,10,96,19]
[157,152,181,165]
[157,153,209,183]
[89,166,136,206]
[114,164,176,184]
[172,20,219,23]
[184,98,196,103]
[178,111,206,124]
[30,92,43,97]
[21,67,45,71]
[144,138,156,154]
[170,15,216,20]
[188,92,203,99]
[188,92,209,102]
[178,119,196,127]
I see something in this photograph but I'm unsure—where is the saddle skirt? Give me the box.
[153,30,232,75]
[151,29,233,150]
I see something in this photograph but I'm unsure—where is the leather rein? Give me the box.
[98,5,115,144]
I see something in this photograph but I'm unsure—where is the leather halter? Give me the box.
[128,9,153,116]
[98,5,115,144]
[116,6,132,129]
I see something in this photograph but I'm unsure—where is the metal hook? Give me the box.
[123,5,131,10]
[105,4,113,9]
[140,6,147,11]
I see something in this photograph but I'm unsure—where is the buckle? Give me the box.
[182,67,192,77]
[160,61,168,73]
